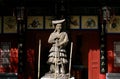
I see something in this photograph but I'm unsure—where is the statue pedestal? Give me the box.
[41,77,75,79]
[41,73,75,79]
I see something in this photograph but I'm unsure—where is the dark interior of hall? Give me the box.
[0,0,120,79]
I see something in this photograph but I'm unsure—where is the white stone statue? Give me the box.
[47,19,69,75]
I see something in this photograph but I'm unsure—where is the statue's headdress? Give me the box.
[52,19,65,24]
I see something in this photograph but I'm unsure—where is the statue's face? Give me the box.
[56,24,62,30]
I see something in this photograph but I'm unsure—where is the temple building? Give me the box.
[0,0,120,79]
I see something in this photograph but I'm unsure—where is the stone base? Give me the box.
[41,77,74,79]
[41,73,74,79]
[106,73,120,79]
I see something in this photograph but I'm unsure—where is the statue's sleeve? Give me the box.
[48,33,56,44]
[59,32,69,46]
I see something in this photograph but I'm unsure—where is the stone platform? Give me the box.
[41,73,74,79]
[41,77,74,79]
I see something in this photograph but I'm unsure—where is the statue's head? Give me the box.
[52,19,65,30]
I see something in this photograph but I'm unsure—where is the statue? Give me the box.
[47,19,69,74]
[41,19,74,79]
